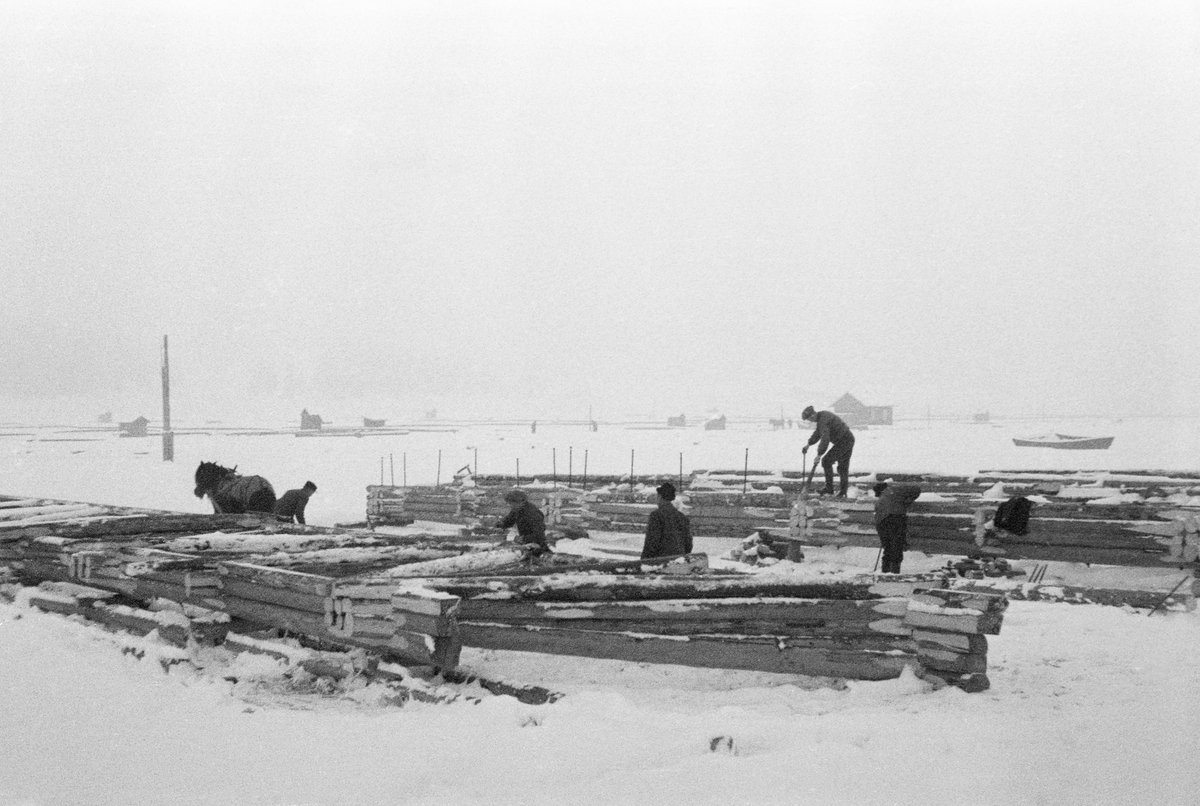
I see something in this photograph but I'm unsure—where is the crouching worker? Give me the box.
[274,481,317,524]
[498,489,549,556]
[873,481,921,574]
[641,482,692,560]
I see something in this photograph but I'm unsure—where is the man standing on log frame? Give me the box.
[497,489,549,556]
[873,482,922,574]
[801,405,855,497]
[642,482,693,560]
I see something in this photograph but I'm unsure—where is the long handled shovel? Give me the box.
[802,452,820,494]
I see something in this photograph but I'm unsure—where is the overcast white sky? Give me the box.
[2,0,1197,423]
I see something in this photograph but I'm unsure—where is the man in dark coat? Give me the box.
[873,482,922,574]
[801,405,856,497]
[641,482,693,560]
[274,481,317,524]
[497,489,549,555]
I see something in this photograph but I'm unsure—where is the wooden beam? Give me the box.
[458,622,915,680]
[454,597,911,636]
[220,595,331,636]
[218,562,335,598]
[218,578,330,614]
[430,575,945,603]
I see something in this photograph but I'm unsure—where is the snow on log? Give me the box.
[218,562,335,598]
[374,545,530,578]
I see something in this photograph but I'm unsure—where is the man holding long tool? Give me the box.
[873,481,922,574]
[801,405,855,497]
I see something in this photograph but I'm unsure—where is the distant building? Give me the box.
[973,411,991,423]
[118,416,149,437]
[300,409,324,430]
[363,417,386,428]
[424,409,437,420]
[704,415,727,431]
[831,393,893,426]
[97,412,112,424]
[667,414,687,427]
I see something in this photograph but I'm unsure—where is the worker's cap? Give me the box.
[802,406,816,419]
[873,482,889,497]
[304,481,317,492]
[656,482,677,501]
[503,489,528,504]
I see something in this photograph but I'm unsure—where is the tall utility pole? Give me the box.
[161,335,174,461]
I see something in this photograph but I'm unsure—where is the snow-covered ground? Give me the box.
[1,416,1199,806]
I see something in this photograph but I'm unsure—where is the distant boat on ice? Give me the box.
[1012,433,1114,450]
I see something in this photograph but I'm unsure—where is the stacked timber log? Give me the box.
[368,483,589,533]
[327,581,462,668]
[20,580,231,647]
[684,490,795,538]
[366,485,412,526]
[578,497,655,533]
[214,563,465,669]
[905,586,1007,692]
[218,562,334,636]
[78,547,220,604]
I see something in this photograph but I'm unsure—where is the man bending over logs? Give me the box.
[873,481,922,574]
[498,489,550,556]
[801,405,856,497]
[274,481,318,525]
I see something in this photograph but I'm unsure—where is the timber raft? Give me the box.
[0,494,1023,692]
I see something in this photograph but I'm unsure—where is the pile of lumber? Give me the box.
[368,484,589,533]
[366,486,413,526]
[327,581,462,668]
[9,580,470,702]
[20,580,231,647]
[212,562,462,669]
[904,586,1008,692]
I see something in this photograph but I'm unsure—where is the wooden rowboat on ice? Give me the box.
[1012,434,1114,450]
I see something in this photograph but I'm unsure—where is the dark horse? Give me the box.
[194,461,277,514]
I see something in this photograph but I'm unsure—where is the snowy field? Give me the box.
[1,416,1199,806]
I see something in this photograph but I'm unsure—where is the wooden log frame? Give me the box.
[419,574,1013,690]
